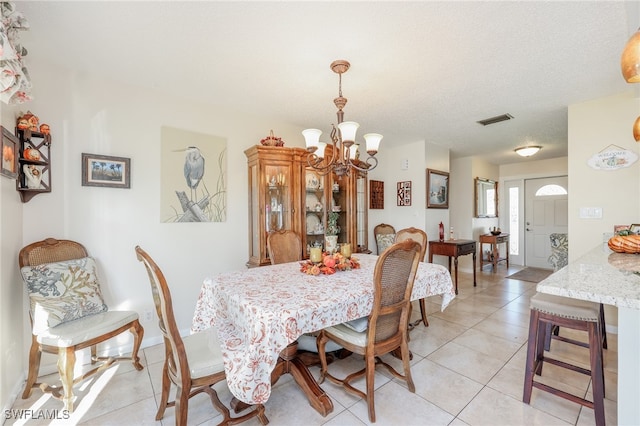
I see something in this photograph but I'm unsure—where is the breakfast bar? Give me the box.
[536,245,640,425]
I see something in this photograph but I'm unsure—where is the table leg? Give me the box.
[506,241,510,268]
[492,243,498,271]
[231,342,334,417]
[472,251,477,287]
[453,256,459,295]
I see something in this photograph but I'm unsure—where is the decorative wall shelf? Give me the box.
[16,128,51,203]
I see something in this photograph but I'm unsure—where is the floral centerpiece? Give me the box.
[300,251,360,275]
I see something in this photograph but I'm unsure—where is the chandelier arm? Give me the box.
[348,156,378,173]
[306,152,337,176]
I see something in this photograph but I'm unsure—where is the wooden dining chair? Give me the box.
[267,230,302,264]
[373,223,396,254]
[135,246,268,426]
[317,240,422,423]
[18,237,144,412]
[395,227,429,327]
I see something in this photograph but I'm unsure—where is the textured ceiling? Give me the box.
[17,1,640,164]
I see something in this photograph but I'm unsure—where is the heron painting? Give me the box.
[160,126,227,222]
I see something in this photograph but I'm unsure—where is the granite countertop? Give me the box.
[537,244,640,310]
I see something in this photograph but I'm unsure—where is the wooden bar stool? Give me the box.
[523,293,605,426]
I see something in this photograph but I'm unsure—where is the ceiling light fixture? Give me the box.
[302,60,382,176]
[621,27,640,83]
[515,146,541,157]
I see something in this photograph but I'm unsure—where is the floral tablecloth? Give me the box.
[191,254,454,405]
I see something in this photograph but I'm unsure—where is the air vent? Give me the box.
[476,113,514,126]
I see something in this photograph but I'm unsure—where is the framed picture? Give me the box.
[397,181,411,206]
[82,153,130,188]
[629,224,640,235]
[369,180,384,209]
[426,168,449,209]
[1,126,18,179]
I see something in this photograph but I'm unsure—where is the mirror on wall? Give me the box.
[475,177,498,218]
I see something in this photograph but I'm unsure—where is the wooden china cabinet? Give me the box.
[245,145,369,267]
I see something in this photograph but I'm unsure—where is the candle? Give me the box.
[340,243,352,258]
[310,247,322,263]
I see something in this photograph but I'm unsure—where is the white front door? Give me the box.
[524,176,568,269]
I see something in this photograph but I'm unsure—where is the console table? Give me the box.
[479,233,509,271]
[428,239,476,294]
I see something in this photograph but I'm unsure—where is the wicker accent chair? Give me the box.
[18,238,144,412]
[394,227,428,327]
[317,240,422,423]
[267,230,302,264]
[135,246,268,426]
[373,223,396,254]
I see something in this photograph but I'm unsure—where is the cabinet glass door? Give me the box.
[264,165,291,233]
[304,169,325,256]
[356,173,368,252]
[330,173,349,249]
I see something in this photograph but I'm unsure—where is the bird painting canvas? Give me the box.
[160,126,227,222]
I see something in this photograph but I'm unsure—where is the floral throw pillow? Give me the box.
[376,234,396,254]
[21,257,108,333]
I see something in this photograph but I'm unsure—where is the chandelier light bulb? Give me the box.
[337,121,359,146]
[363,133,382,155]
[317,142,327,158]
[302,128,322,152]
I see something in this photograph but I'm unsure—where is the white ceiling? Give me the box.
[17,1,640,165]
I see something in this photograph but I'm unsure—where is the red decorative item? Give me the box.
[439,222,444,242]
[39,123,50,135]
[23,147,40,161]
[260,130,284,147]
[16,111,39,131]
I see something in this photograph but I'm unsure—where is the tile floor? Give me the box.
[7,266,618,425]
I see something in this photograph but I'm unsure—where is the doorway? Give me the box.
[504,176,569,268]
[524,176,568,269]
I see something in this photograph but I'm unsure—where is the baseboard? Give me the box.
[3,371,27,421]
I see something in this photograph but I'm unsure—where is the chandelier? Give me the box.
[302,60,382,176]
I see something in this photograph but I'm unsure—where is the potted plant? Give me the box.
[325,211,340,253]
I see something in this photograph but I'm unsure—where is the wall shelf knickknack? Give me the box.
[15,127,51,203]
[397,181,411,206]
[587,144,638,170]
[369,180,384,209]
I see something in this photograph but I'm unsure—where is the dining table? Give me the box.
[191,253,455,416]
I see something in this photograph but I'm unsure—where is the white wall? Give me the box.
[367,140,427,253]
[425,143,450,266]
[568,91,640,260]
[0,104,25,414]
[15,60,309,354]
[449,156,499,271]
[568,91,640,330]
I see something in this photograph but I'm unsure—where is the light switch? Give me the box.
[579,207,603,218]
[401,159,409,170]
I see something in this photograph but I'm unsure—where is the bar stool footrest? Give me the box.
[532,382,595,409]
